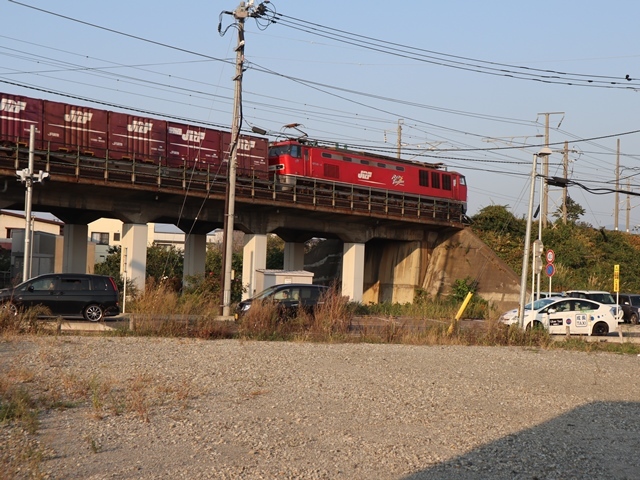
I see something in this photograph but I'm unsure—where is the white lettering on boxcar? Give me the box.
[0,99,27,113]
[127,121,153,134]
[64,110,93,124]
[183,130,205,143]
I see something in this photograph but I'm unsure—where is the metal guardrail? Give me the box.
[0,142,466,227]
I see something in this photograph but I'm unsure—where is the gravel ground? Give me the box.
[2,336,640,479]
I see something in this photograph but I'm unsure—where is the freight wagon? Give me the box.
[0,92,269,178]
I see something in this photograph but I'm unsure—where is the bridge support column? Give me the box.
[242,234,267,299]
[121,223,148,293]
[183,234,206,285]
[63,224,88,273]
[283,242,305,271]
[341,242,365,302]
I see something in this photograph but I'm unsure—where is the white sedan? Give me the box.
[526,297,618,336]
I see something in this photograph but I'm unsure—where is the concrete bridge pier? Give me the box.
[121,223,148,293]
[283,242,305,270]
[242,233,267,299]
[341,242,365,302]
[62,224,89,273]
[183,233,207,283]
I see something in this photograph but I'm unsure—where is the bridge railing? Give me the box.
[0,142,466,227]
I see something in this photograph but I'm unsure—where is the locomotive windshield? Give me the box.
[269,143,301,158]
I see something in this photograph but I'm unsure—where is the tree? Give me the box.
[552,196,585,223]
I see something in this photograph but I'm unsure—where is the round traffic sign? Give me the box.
[545,263,555,277]
[546,249,555,264]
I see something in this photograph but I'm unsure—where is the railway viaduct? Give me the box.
[0,145,521,312]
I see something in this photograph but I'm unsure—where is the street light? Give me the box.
[518,147,552,329]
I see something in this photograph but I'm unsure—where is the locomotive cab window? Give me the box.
[431,171,440,189]
[419,170,429,187]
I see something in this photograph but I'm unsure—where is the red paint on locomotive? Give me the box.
[268,140,467,210]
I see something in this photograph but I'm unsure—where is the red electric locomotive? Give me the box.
[268,139,467,212]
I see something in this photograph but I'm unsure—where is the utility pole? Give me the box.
[219,1,270,316]
[614,139,620,230]
[396,119,403,159]
[16,125,49,281]
[538,112,564,228]
[562,141,568,225]
[626,177,631,233]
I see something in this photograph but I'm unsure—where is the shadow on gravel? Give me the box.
[404,401,640,479]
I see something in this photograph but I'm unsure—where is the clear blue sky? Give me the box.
[3,0,640,231]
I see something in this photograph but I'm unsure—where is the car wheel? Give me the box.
[526,320,544,332]
[591,322,609,336]
[1,302,18,316]
[84,304,104,322]
[630,313,638,325]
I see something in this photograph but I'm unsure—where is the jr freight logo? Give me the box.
[357,170,373,180]
[238,139,256,150]
[0,98,27,113]
[183,130,205,143]
[64,110,93,124]
[127,121,153,134]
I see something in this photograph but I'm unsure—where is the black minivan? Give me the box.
[0,273,120,322]
[235,283,329,319]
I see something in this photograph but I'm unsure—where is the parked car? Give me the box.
[499,297,560,326]
[616,293,640,324]
[0,273,120,322]
[235,284,329,320]
[524,297,618,336]
[563,290,623,321]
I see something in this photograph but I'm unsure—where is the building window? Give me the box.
[91,232,110,245]
[113,232,121,242]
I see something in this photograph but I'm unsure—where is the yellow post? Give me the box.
[448,291,474,335]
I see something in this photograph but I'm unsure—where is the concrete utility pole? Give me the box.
[397,119,403,159]
[538,112,564,228]
[219,1,270,316]
[614,139,621,230]
[562,141,569,225]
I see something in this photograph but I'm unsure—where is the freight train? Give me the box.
[268,139,467,212]
[0,92,269,177]
[0,92,467,211]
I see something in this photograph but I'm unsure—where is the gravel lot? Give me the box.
[2,336,640,479]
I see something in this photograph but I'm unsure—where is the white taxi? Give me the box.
[526,297,618,336]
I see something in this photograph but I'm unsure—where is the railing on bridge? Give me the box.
[0,142,466,227]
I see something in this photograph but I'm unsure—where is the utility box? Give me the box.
[254,269,314,296]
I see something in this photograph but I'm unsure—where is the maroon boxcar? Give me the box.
[0,93,43,148]
[220,131,269,179]
[166,122,223,169]
[43,100,108,157]
[108,111,167,162]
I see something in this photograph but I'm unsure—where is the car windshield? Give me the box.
[589,293,615,304]
[526,298,557,310]
[253,286,279,300]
